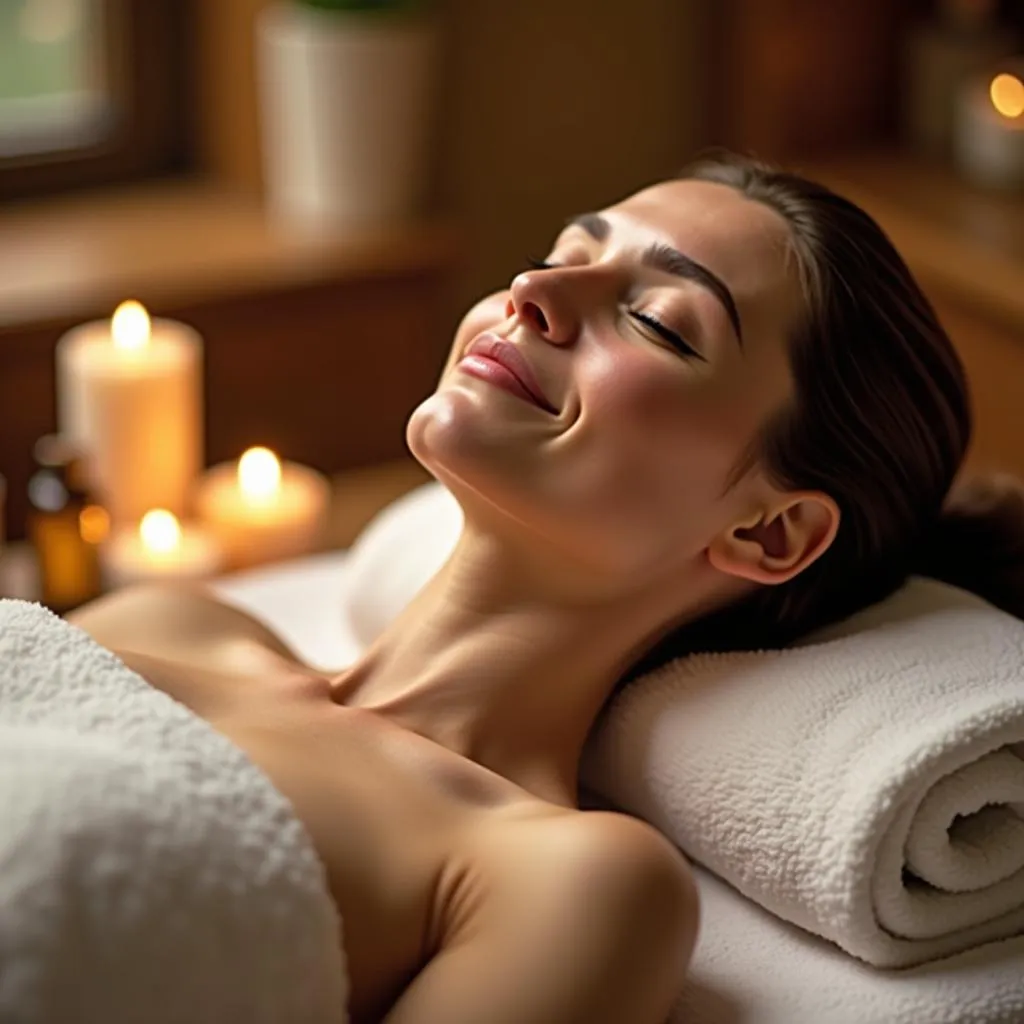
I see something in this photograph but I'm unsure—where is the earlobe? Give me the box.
[707,492,840,586]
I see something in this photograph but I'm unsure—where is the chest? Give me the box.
[140,657,530,1018]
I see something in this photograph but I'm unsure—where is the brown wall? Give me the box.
[430,0,709,310]
[197,0,710,313]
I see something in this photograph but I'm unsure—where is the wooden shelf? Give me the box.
[803,151,1024,332]
[0,178,458,332]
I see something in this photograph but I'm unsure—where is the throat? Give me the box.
[328,552,663,809]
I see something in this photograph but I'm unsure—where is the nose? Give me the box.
[507,263,617,346]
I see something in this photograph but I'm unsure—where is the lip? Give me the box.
[460,333,557,413]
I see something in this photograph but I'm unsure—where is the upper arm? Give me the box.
[384,814,699,1024]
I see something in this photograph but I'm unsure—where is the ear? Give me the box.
[706,491,840,586]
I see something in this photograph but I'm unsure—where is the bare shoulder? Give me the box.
[558,807,695,874]
[465,803,697,912]
[67,582,302,664]
[392,806,699,1023]
[513,807,697,923]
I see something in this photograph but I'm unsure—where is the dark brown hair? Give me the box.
[626,154,1024,679]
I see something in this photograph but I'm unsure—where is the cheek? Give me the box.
[583,351,744,471]
[565,353,754,559]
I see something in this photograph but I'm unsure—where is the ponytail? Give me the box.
[914,473,1024,620]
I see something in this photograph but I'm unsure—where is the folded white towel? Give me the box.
[0,599,349,1024]
[581,578,1024,968]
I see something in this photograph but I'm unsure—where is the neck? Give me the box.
[332,524,715,807]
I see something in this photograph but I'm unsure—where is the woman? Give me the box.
[70,154,1024,1024]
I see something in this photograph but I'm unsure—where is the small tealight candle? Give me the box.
[195,447,330,570]
[954,68,1024,191]
[102,509,224,590]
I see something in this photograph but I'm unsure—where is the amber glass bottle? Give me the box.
[27,435,108,613]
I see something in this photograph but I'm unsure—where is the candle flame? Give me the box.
[111,300,151,351]
[238,447,282,501]
[139,509,181,554]
[990,73,1024,119]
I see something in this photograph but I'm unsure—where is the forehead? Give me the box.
[602,179,803,342]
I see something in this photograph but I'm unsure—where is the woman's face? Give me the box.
[407,178,805,583]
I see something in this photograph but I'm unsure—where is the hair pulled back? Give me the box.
[628,154,1024,678]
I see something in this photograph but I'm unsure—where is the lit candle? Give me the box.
[55,300,203,526]
[954,68,1024,191]
[195,447,330,570]
[102,509,223,589]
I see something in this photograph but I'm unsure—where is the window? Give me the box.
[0,0,194,200]
[0,0,109,160]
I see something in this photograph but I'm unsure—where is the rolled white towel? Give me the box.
[0,599,349,1024]
[580,579,1024,968]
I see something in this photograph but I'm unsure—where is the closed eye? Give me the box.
[525,256,558,271]
[628,311,705,361]
[524,256,705,362]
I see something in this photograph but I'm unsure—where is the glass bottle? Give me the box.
[27,435,108,613]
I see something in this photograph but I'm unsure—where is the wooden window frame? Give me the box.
[0,0,195,202]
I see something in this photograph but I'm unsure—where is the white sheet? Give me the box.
[213,554,1024,1024]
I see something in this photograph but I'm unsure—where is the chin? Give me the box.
[406,384,515,498]
[405,390,663,578]
[406,390,462,474]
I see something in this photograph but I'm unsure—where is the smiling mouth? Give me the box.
[459,335,558,414]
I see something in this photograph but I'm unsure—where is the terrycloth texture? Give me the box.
[673,864,1024,1024]
[0,599,349,1024]
[215,548,1024,1023]
[580,579,1024,968]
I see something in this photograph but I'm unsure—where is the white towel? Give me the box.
[0,599,349,1024]
[580,577,1024,968]
[674,864,1024,1024]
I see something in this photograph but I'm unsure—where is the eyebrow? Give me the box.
[565,212,744,348]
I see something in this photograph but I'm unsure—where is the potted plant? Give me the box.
[257,0,436,228]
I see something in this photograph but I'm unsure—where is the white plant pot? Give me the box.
[257,3,436,228]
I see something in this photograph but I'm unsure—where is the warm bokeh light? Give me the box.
[139,509,181,554]
[990,73,1024,119]
[111,300,151,351]
[78,504,110,545]
[238,446,282,501]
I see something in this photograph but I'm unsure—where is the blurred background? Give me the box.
[0,0,1022,602]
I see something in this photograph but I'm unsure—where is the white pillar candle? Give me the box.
[954,69,1024,191]
[195,447,330,570]
[102,509,223,590]
[56,301,203,526]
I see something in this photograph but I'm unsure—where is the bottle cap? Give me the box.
[33,434,82,469]
[32,435,94,495]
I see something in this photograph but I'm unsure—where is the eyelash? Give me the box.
[523,256,703,360]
